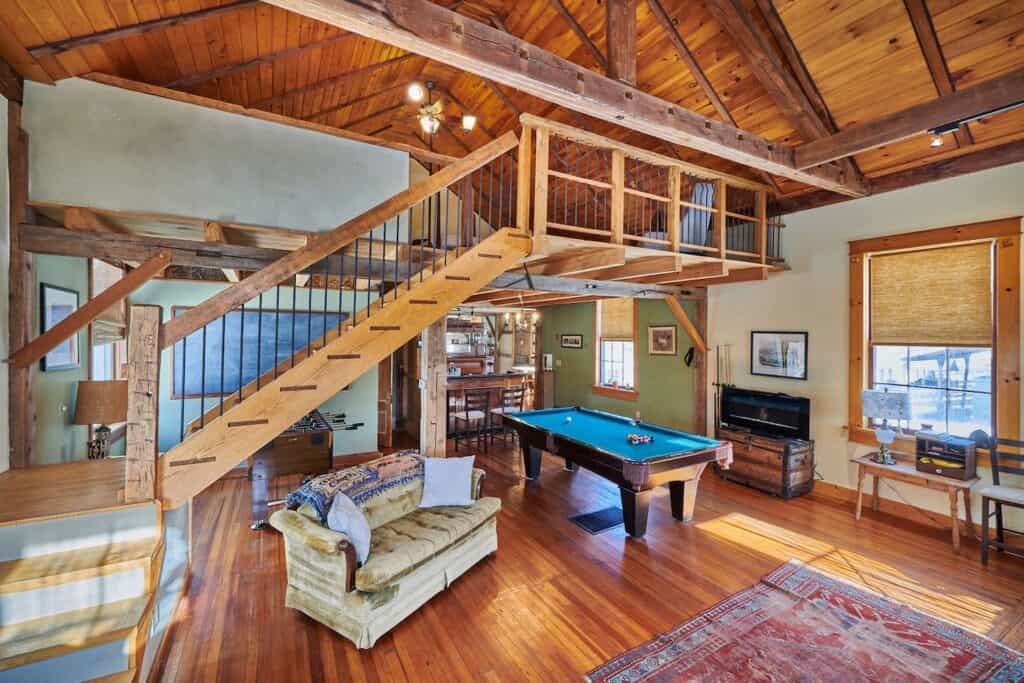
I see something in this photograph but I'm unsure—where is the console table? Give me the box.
[852,454,979,552]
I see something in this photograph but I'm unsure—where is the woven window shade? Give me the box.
[600,298,634,340]
[91,260,127,344]
[870,242,992,346]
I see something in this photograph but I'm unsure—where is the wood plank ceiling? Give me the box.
[0,0,1022,209]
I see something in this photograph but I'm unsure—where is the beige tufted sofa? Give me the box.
[270,465,499,649]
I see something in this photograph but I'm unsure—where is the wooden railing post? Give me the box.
[610,149,625,244]
[668,166,681,253]
[756,189,768,265]
[125,305,162,503]
[714,178,727,260]
[516,125,533,231]
[532,127,549,239]
[420,318,447,458]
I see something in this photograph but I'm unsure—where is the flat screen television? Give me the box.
[720,385,810,441]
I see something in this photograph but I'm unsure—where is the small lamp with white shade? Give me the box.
[861,388,911,465]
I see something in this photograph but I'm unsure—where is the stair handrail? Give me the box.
[161,131,519,350]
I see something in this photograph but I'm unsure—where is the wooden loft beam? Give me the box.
[484,271,686,299]
[83,73,457,167]
[795,69,1024,170]
[547,0,607,71]
[252,53,421,109]
[261,0,863,196]
[9,252,171,369]
[775,137,1024,214]
[529,247,626,276]
[204,222,241,283]
[704,0,867,193]
[664,296,707,353]
[903,0,972,147]
[27,1,259,59]
[166,31,358,90]
[606,0,637,85]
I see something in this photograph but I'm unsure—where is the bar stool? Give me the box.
[979,434,1024,565]
[489,385,525,449]
[452,389,490,454]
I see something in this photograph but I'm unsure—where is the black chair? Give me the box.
[980,435,1024,565]
[452,389,490,454]
[489,385,526,448]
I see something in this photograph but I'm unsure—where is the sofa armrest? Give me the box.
[471,468,486,500]
[270,509,358,592]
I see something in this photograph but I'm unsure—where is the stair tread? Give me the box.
[0,537,159,594]
[0,596,148,671]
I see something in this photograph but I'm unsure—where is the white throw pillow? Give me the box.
[419,456,475,508]
[326,493,371,564]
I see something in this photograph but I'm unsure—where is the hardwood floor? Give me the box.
[152,440,1024,681]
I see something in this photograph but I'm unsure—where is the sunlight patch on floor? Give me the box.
[697,512,1004,635]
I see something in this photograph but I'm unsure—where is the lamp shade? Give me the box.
[861,389,911,421]
[73,380,129,425]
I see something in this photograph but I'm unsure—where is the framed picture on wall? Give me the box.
[751,331,808,380]
[40,283,81,371]
[560,334,583,349]
[648,325,677,355]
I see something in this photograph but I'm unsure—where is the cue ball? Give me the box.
[565,416,573,423]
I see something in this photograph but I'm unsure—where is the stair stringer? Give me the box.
[158,229,532,509]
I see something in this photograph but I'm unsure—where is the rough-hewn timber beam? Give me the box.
[606,0,637,85]
[28,1,260,59]
[260,0,864,196]
[664,296,707,353]
[485,271,686,299]
[0,58,23,103]
[795,69,1024,170]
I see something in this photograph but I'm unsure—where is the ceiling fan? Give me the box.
[407,80,476,136]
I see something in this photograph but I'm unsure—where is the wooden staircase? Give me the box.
[158,228,531,509]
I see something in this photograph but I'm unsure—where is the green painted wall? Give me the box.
[540,299,698,432]
[34,255,90,464]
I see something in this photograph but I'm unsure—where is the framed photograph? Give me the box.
[40,283,80,371]
[751,331,807,380]
[648,325,677,355]
[560,334,583,349]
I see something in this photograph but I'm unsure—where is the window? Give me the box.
[594,298,637,399]
[848,219,1020,448]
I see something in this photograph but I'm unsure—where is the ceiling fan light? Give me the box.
[419,113,441,135]
[930,134,944,148]
[407,82,426,103]
[461,114,477,132]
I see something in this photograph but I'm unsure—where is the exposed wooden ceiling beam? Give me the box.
[0,57,23,103]
[664,296,707,352]
[204,222,241,283]
[27,1,261,59]
[775,137,1024,214]
[547,0,607,71]
[794,69,1024,170]
[529,247,626,276]
[260,0,864,196]
[253,53,421,109]
[484,271,687,299]
[166,31,358,90]
[606,0,637,85]
[903,0,972,147]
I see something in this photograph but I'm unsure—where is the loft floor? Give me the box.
[153,441,1024,680]
[0,458,127,525]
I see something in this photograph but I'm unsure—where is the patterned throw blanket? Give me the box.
[286,450,423,523]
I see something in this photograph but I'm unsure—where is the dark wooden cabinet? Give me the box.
[715,426,815,499]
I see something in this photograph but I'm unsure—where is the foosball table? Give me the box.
[248,410,333,529]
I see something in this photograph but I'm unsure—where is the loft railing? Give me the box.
[519,114,785,264]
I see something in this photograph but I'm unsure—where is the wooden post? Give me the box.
[377,355,393,449]
[420,318,448,457]
[995,235,1021,440]
[756,188,768,266]
[610,149,625,244]
[668,166,681,253]
[606,0,637,85]
[516,126,533,231]
[8,102,34,469]
[848,254,869,433]
[532,127,550,239]
[125,305,162,502]
[714,178,727,260]
[694,290,708,435]
[533,317,544,409]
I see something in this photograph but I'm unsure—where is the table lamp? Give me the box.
[73,380,129,459]
[861,388,911,465]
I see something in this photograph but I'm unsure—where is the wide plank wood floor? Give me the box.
[152,440,1024,681]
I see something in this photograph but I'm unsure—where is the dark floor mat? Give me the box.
[570,506,623,534]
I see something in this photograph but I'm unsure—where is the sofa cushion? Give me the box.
[355,497,500,592]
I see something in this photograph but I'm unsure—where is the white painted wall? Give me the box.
[709,162,1024,527]
[0,97,9,474]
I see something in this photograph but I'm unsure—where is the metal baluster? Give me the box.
[498,155,505,228]
[274,285,281,378]
[338,245,346,329]
[322,253,330,346]
[379,221,387,311]
[257,291,264,389]
[352,239,360,326]
[219,314,226,417]
[393,217,401,302]
[573,147,580,228]
[179,336,187,442]
[441,190,449,268]
[238,302,245,403]
[407,209,414,288]
[488,160,495,229]
[199,324,207,429]
[291,277,297,368]
[306,266,314,358]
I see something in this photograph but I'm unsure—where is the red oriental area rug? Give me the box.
[586,561,1024,682]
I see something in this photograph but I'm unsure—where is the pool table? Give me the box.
[500,407,733,537]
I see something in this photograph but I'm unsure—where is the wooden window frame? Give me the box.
[848,218,1021,453]
[593,299,639,401]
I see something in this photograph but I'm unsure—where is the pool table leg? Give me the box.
[669,479,698,523]
[620,488,651,538]
[522,445,543,480]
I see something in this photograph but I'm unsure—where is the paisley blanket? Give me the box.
[286,450,423,523]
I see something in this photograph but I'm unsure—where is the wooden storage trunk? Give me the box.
[715,426,815,499]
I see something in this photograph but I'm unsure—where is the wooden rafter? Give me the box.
[903,0,972,147]
[794,69,1024,170]
[253,53,421,109]
[27,1,260,59]
[547,0,607,71]
[261,0,863,196]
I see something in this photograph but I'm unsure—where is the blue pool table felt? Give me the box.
[508,407,719,461]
